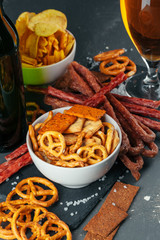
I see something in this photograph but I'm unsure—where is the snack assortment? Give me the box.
[26,60,160,181]
[29,105,120,168]
[93,49,137,82]
[0,177,72,240]
[15,10,75,67]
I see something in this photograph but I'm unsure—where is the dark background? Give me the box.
[1,0,160,239]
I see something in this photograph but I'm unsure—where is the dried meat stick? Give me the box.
[114,109,144,156]
[44,95,73,109]
[103,96,130,154]
[85,94,106,108]
[0,152,32,184]
[133,114,160,132]
[121,101,160,119]
[119,154,143,181]
[84,72,127,106]
[71,61,102,92]
[68,63,94,97]
[106,93,156,143]
[47,86,85,104]
[113,93,160,109]
[5,143,28,161]
[142,141,158,158]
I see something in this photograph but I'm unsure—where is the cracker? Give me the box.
[82,120,103,139]
[64,104,106,121]
[84,228,118,240]
[38,112,77,134]
[64,117,85,133]
[100,181,140,212]
[83,203,128,237]
[63,134,78,145]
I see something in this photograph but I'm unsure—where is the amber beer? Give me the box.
[120,0,160,61]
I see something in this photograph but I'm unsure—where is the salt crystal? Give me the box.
[144,196,151,201]
[16,176,19,180]
[112,202,116,206]
[98,187,101,190]
[64,207,68,211]
[119,175,124,180]
[6,178,9,182]
[113,189,117,193]
[124,185,127,189]
[70,212,74,216]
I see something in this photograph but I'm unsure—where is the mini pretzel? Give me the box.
[102,122,115,130]
[11,205,48,240]
[125,59,137,77]
[29,124,38,151]
[99,56,129,76]
[94,131,106,146]
[0,217,15,240]
[6,185,47,212]
[39,131,66,157]
[94,49,125,61]
[32,109,46,122]
[26,102,40,116]
[77,144,108,165]
[41,219,72,240]
[55,159,85,168]
[69,132,85,154]
[15,177,58,207]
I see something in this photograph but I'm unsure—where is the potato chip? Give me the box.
[26,33,40,58]
[28,9,67,33]
[34,22,60,37]
[64,34,75,56]
[21,55,37,66]
[15,12,35,38]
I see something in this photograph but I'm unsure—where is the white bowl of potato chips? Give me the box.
[27,106,122,188]
[15,10,76,85]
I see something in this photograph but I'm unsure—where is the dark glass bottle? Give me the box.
[0,0,27,152]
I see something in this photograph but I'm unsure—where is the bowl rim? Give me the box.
[26,106,122,171]
[22,30,76,70]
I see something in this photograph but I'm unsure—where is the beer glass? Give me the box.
[120,0,160,100]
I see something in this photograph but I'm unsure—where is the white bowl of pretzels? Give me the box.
[27,106,122,188]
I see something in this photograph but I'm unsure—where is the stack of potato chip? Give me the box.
[15,9,75,67]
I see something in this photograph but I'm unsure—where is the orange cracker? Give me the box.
[64,104,106,121]
[83,203,128,238]
[38,112,77,134]
[100,181,140,212]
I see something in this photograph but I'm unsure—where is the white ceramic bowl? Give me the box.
[26,107,122,188]
[22,31,76,85]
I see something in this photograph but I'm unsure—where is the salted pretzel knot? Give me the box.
[99,56,129,76]
[39,130,66,157]
[94,49,125,61]
[77,144,108,165]
[15,177,58,207]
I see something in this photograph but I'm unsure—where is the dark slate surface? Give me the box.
[1,0,160,239]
